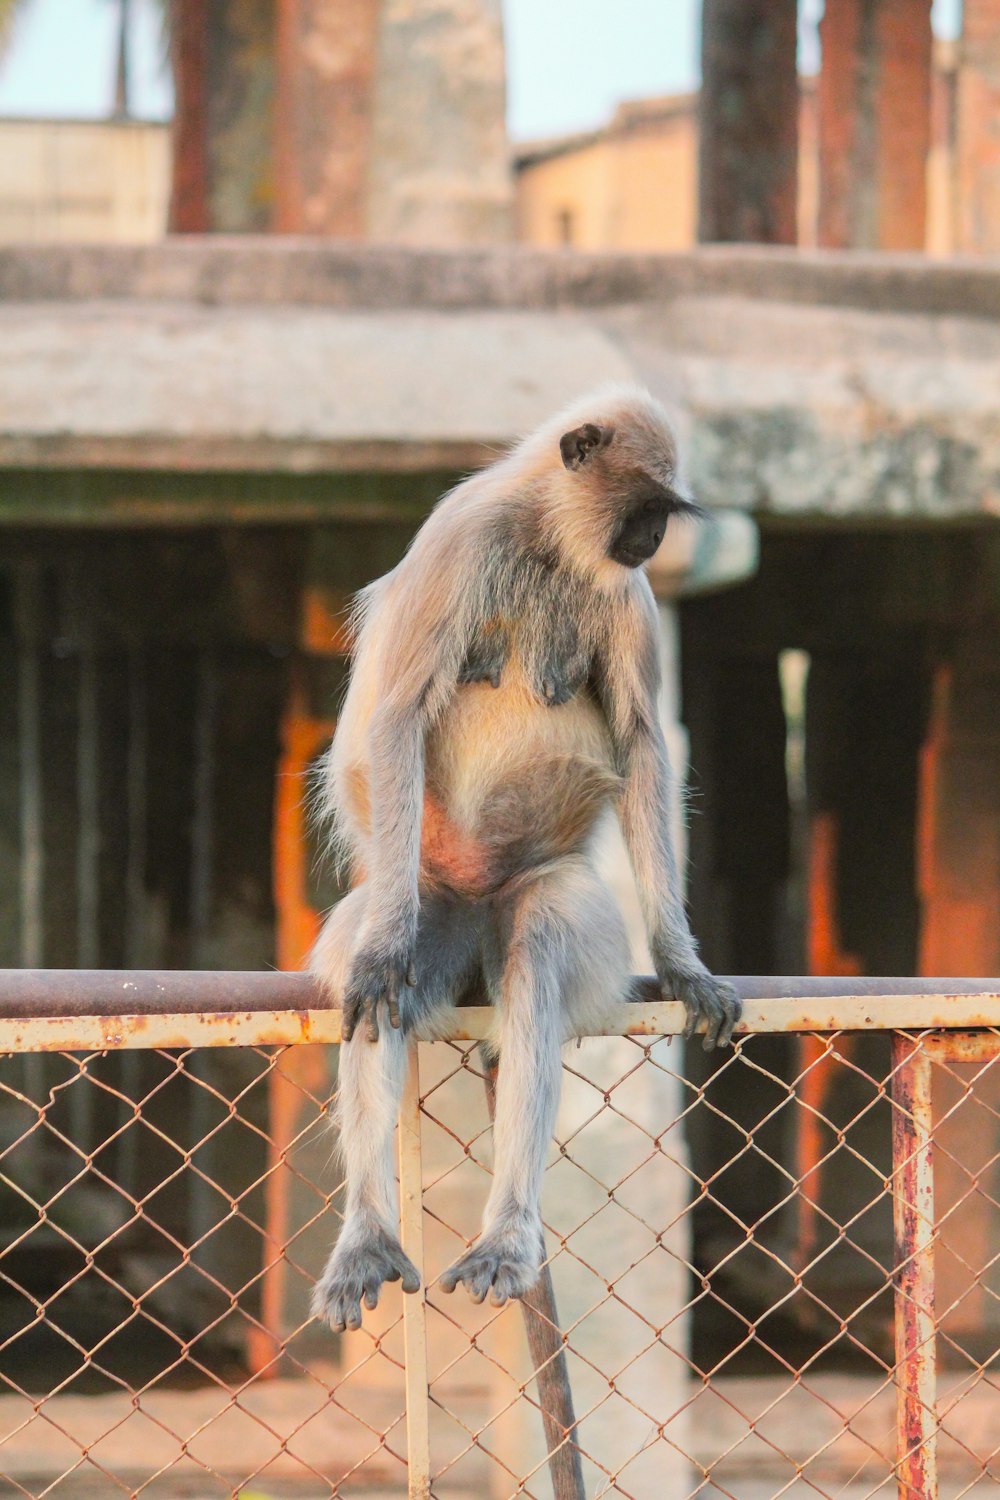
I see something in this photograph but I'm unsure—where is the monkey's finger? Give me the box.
[387,991,401,1029]
[406,963,417,987]
[702,989,728,1051]
[667,981,697,1040]
[716,989,743,1049]
[365,1002,380,1044]
[697,983,739,1050]
[363,1287,380,1311]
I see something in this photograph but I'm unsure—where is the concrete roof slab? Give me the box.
[1,243,999,521]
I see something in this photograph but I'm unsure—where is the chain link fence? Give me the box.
[0,973,997,1498]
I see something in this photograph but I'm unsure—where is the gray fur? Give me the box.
[310,384,740,1330]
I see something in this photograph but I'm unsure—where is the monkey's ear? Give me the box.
[559,422,614,471]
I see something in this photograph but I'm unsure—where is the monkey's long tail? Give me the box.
[480,1046,586,1500]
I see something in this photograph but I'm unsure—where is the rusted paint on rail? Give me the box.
[920,1029,1000,1064]
[0,992,998,1054]
[891,1034,937,1500]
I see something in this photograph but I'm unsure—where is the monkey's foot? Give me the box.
[311,1220,420,1332]
[663,966,742,1050]
[439,1227,541,1307]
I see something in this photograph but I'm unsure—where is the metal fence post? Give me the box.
[399,1042,432,1499]
[891,1032,937,1500]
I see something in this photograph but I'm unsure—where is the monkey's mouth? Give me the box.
[608,494,672,567]
[617,544,659,568]
[609,526,666,568]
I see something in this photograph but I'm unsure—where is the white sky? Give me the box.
[0,0,966,144]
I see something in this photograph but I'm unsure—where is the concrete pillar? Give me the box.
[955,0,1000,251]
[172,0,511,245]
[698,0,799,244]
[169,0,275,233]
[367,0,513,245]
[817,0,933,249]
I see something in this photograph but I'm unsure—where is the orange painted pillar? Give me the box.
[916,655,1000,1359]
[818,0,933,249]
[272,0,381,235]
[250,586,345,1375]
[918,664,1000,978]
[795,812,862,1269]
[955,0,1000,252]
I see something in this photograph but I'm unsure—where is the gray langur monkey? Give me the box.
[310,383,741,1333]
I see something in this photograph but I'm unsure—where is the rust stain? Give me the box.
[0,992,998,1057]
[891,1033,937,1498]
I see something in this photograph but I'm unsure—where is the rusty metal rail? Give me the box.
[0,970,997,1500]
[0,968,996,1045]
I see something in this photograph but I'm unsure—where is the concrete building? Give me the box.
[1,241,999,1491]
[514,46,962,255]
[1,0,1000,1490]
[0,117,169,242]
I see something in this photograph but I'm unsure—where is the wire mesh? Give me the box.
[0,1021,996,1498]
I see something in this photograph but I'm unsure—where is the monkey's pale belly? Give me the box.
[420,675,618,897]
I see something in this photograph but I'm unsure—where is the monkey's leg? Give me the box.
[312,1022,419,1332]
[311,888,481,1331]
[440,861,630,1304]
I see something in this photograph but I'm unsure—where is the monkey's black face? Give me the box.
[608,486,683,568]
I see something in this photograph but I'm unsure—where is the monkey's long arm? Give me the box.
[340,698,426,1041]
[599,585,741,1048]
[340,548,468,1043]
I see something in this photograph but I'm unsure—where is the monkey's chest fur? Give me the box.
[457,547,598,706]
[423,567,618,898]
[457,606,591,706]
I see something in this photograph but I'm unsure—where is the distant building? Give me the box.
[0,117,169,242]
[514,43,960,254]
[514,93,700,251]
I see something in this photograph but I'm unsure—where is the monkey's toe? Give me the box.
[665,968,742,1049]
[312,1224,420,1332]
[439,1234,540,1306]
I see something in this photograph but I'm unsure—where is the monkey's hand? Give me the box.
[341,941,417,1044]
[659,964,741,1050]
